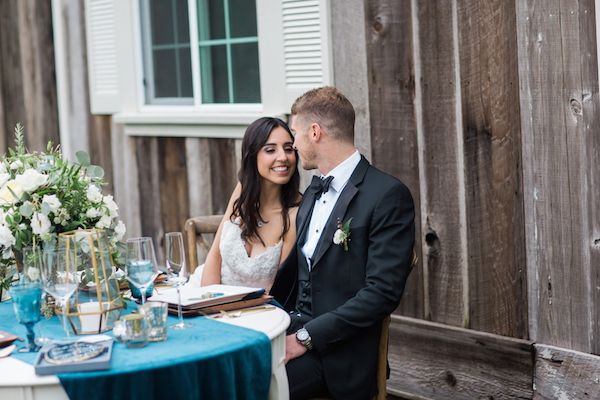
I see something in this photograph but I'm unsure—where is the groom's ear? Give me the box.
[311,123,323,142]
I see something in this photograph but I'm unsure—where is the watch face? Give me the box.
[297,329,309,341]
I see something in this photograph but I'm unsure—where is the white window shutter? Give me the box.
[282,0,333,108]
[85,0,121,114]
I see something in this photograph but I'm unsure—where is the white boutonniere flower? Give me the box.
[333,217,353,251]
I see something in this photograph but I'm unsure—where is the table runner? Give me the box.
[0,301,271,400]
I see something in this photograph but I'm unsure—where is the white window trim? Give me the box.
[85,0,332,138]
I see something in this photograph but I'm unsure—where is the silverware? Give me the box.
[0,344,16,358]
[216,305,276,319]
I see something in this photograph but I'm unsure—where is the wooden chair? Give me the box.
[186,214,418,399]
[184,215,222,273]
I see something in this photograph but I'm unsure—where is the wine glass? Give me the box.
[9,257,43,352]
[162,232,191,329]
[40,246,79,339]
[125,237,159,305]
[22,247,52,346]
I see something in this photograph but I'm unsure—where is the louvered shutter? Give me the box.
[282,0,333,107]
[85,0,121,114]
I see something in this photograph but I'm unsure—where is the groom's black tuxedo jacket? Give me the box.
[271,155,415,400]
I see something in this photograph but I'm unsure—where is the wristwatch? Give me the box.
[295,327,313,350]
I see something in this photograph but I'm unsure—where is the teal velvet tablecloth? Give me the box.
[0,301,272,400]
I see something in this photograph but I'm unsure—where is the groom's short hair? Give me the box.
[291,86,355,143]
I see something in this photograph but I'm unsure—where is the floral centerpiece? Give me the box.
[0,124,126,297]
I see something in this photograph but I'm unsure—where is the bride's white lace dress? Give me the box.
[190,218,282,290]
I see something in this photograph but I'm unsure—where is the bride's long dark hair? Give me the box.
[232,117,300,245]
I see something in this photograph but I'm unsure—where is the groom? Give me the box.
[270,87,415,399]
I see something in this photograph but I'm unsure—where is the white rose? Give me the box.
[333,229,345,245]
[0,173,9,188]
[95,215,112,229]
[103,195,119,217]
[15,169,48,192]
[114,220,126,241]
[0,224,16,248]
[0,180,24,205]
[86,185,103,202]
[31,212,51,236]
[86,208,101,218]
[42,194,61,212]
[9,160,22,170]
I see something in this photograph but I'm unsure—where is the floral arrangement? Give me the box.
[333,217,352,251]
[0,124,126,293]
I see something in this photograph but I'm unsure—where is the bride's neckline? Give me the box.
[225,220,283,259]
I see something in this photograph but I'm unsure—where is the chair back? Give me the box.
[184,215,222,272]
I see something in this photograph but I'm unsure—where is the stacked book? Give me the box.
[147,284,272,317]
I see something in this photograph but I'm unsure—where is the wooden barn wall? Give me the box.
[0,0,60,153]
[516,0,600,354]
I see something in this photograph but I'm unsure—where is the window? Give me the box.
[85,0,333,134]
[140,0,261,106]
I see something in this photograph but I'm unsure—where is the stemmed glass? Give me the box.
[9,255,43,352]
[163,232,191,329]
[125,237,159,305]
[40,246,79,339]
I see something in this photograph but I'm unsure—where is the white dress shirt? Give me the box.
[301,150,361,269]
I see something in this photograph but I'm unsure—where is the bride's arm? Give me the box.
[201,182,241,286]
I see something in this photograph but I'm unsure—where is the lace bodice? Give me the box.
[219,219,282,290]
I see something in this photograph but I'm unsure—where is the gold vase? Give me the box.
[55,229,123,334]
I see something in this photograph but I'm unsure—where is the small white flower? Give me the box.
[9,160,22,170]
[333,229,345,245]
[0,224,16,248]
[114,220,126,241]
[30,212,51,235]
[0,173,9,188]
[103,195,119,217]
[86,207,101,218]
[86,185,103,203]
[42,194,61,212]
[18,223,26,230]
[0,180,24,205]
[95,215,112,229]
[15,168,48,192]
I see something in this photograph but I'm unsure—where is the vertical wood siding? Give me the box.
[0,0,59,152]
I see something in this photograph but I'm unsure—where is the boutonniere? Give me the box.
[333,217,353,251]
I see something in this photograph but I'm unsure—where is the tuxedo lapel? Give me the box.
[310,156,370,269]
[297,188,316,245]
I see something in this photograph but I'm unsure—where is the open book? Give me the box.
[148,284,266,310]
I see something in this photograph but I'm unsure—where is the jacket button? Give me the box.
[302,292,307,298]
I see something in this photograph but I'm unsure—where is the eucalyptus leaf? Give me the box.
[19,203,33,217]
[76,151,91,166]
[87,165,105,179]
[41,202,51,215]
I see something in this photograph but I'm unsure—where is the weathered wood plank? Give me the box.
[209,139,237,214]
[186,137,213,218]
[88,116,114,194]
[135,136,164,261]
[457,0,527,337]
[516,0,600,352]
[534,344,600,400]
[16,0,59,151]
[415,0,466,326]
[158,137,189,235]
[330,0,372,159]
[387,315,534,400]
[364,0,423,319]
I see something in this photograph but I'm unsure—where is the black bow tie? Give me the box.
[308,175,334,200]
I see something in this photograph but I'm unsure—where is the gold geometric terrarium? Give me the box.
[55,229,123,334]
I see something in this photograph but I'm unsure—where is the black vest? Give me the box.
[295,245,313,317]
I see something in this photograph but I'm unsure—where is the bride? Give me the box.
[199,117,301,291]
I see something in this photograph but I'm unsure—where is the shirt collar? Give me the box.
[323,150,361,192]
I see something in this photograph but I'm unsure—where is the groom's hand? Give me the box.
[285,334,307,363]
